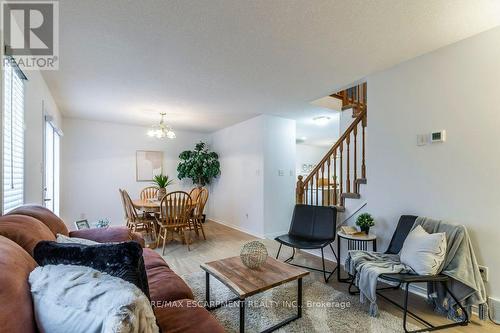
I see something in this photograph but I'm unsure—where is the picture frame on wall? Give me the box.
[75,219,90,230]
[136,150,163,181]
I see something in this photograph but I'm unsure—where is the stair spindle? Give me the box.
[346,135,351,193]
[362,114,367,179]
[310,178,313,205]
[353,125,358,192]
[296,175,304,204]
[327,157,331,206]
[333,150,338,205]
[321,164,325,206]
[339,143,344,205]
[315,172,319,205]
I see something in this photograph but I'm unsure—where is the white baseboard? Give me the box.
[263,230,288,239]
[206,218,265,239]
[489,297,500,323]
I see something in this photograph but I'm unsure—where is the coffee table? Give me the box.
[201,256,309,333]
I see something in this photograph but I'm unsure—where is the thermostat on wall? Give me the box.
[430,130,446,143]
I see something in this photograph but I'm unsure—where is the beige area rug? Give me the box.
[182,271,421,333]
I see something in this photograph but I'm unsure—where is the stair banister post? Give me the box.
[296,175,304,204]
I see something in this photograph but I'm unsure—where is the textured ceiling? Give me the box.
[41,0,500,132]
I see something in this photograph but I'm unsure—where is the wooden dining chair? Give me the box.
[118,189,130,228]
[189,187,202,203]
[156,191,193,254]
[122,189,155,234]
[189,187,208,240]
[140,186,159,200]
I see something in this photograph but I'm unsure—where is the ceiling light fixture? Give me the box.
[147,113,176,139]
[312,116,331,126]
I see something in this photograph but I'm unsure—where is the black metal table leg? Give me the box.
[205,271,210,307]
[298,278,302,318]
[240,299,245,333]
[337,236,341,282]
[206,272,304,333]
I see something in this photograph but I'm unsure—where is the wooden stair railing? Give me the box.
[330,82,367,117]
[296,108,367,211]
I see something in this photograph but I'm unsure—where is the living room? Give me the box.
[1,1,500,332]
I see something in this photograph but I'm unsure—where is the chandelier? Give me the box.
[147,113,176,139]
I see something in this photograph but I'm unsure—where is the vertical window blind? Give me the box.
[3,60,26,214]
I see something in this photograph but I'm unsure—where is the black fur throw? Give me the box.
[34,240,150,299]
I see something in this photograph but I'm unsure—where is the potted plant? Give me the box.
[152,174,174,200]
[356,213,375,234]
[177,142,220,187]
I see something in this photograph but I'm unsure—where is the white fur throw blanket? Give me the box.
[29,264,159,333]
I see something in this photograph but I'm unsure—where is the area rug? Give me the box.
[182,271,421,333]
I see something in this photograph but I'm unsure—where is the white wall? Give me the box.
[366,26,500,299]
[263,116,296,237]
[207,115,296,238]
[61,118,208,228]
[296,144,329,177]
[207,116,266,237]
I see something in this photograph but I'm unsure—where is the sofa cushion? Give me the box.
[0,236,38,333]
[69,226,145,247]
[0,214,55,255]
[29,264,159,333]
[154,299,225,333]
[143,248,170,270]
[34,241,150,299]
[7,205,69,236]
[147,266,193,303]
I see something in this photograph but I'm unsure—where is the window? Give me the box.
[2,60,26,214]
[43,117,61,215]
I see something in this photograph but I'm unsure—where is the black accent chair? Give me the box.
[348,215,469,333]
[275,204,338,282]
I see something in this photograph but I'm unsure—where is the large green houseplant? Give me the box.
[177,142,220,187]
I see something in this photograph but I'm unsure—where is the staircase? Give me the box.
[296,82,367,212]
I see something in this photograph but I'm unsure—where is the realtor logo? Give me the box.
[1,1,59,70]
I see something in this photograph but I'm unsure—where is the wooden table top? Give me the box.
[201,256,309,298]
[133,199,160,209]
[337,230,376,241]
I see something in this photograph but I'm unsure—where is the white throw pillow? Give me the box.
[56,233,99,245]
[29,265,159,333]
[399,225,447,275]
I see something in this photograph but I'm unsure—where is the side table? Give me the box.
[336,231,377,282]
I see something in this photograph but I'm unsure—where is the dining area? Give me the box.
[119,186,209,253]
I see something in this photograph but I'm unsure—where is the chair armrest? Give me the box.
[379,273,448,284]
[69,226,145,247]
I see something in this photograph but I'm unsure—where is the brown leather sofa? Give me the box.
[0,205,225,333]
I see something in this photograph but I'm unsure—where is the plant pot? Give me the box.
[157,188,166,200]
[360,226,370,235]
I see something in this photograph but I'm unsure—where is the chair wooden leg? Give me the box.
[182,227,190,251]
[161,228,167,255]
[198,220,206,240]
[156,227,161,248]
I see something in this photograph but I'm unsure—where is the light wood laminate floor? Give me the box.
[154,220,499,333]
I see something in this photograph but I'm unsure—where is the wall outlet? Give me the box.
[478,265,489,282]
[278,169,284,176]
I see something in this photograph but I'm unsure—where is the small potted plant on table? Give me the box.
[153,174,174,200]
[356,213,375,234]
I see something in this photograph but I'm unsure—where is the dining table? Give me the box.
[132,199,161,213]
[132,198,197,248]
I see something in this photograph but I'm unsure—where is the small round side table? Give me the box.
[336,231,377,282]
